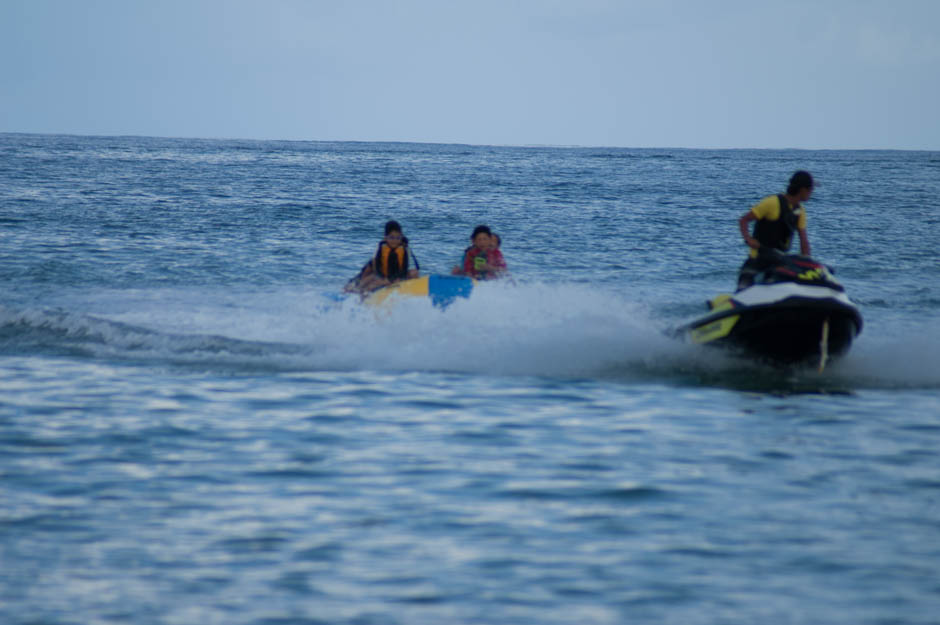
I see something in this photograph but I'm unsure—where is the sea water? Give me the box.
[1,134,939,624]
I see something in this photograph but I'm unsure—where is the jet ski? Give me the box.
[679,254,862,369]
[363,274,474,309]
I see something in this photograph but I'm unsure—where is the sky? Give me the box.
[2,0,939,149]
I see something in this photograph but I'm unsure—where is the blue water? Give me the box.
[2,134,940,624]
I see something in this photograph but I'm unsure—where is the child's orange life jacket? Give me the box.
[375,242,409,280]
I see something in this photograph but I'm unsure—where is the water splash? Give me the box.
[4,283,938,390]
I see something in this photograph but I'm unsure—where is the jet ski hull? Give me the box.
[683,281,863,366]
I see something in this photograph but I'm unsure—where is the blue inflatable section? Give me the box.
[428,275,474,309]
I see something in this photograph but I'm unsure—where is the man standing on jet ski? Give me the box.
[736,170,814,289]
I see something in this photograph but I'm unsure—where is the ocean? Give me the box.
[2,133,939,624]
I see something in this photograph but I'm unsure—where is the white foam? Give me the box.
[829,325,940,388]
[37,282,679,377]
[16,284,940,388]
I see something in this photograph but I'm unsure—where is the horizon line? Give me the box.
[1,130,936,153]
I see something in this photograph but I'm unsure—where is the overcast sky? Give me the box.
[2,0,938,149]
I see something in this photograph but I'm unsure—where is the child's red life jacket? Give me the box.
[462,246,488,279]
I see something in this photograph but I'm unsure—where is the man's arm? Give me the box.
[798,228,811,256]
[738,212,759,250]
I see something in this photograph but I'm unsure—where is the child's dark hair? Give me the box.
[471,225,492,239]
[385,220,403,235]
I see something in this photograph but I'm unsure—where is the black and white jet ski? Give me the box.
[679,254,863,369]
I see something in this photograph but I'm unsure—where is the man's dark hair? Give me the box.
[787,171,814,195]
[384,220,402,235]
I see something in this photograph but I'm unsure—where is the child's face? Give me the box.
[472,233,490,249]
[489,236,500,250]
[385,232,403,248]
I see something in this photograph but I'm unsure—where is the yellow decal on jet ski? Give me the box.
[798,268,823,281]
[690,314,739,344]
[707,293,735,312]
